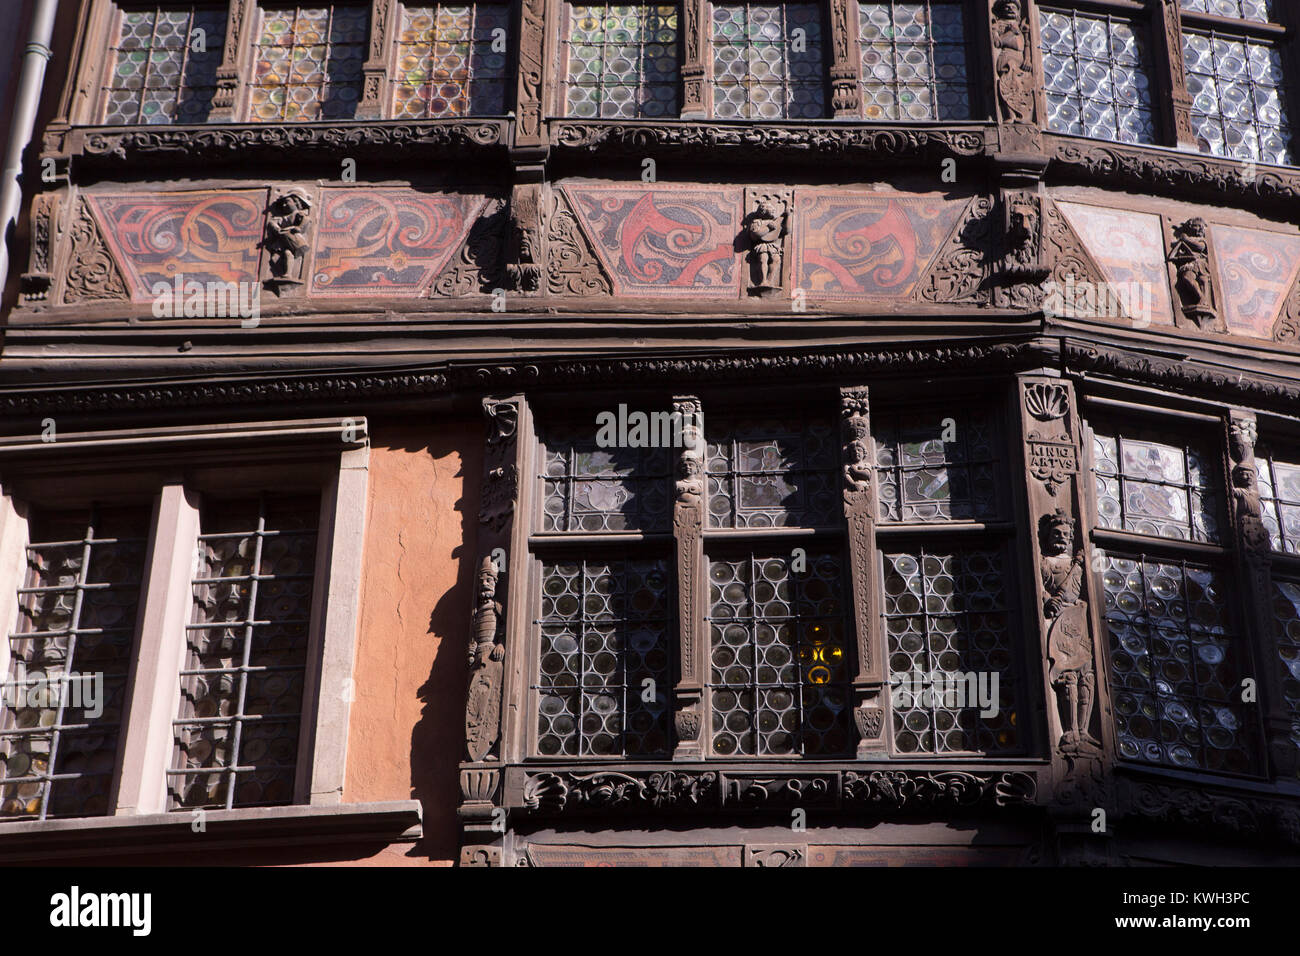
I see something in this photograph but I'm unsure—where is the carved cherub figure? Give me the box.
[264,192,311,283]
[747,198,786,291]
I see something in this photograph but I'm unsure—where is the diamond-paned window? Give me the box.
[882,547,1020,754]
[711,2,825,119]
[857,1,971,121]
[1092,428,1222,544]
[536,558,673,757]
[1272,578,1300,779]
[1102,554,1257,774]
[707,550,852,756]
[1257,444,1300,555]
[1,507,148,820]
[563,3,680,118]
[1183,30,1292,165]
[250,3,368,122]
[874,409,1001,523]
[541,424,673,533]
[1179,0,1273,22]
[102,4,227,124]
[1039,8,1156,144]
[392,3,510,118]
[169,495,319,810]
[706,414,838,529]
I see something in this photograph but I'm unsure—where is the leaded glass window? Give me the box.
[102,4,227,124]
[1,507,148,820]
[874,409,1001,523]
[536,559,673,756]
[706,414,838,528]
[1039,8,1156,145]
[1183,31,1292,165]
[1257,445,1300,555]
[882,547,1020,754]
[249,3,368,122]
[711,2,825,119]
[170,495,318,810]
[1101,554,1258,774]
[857,1,971,121]
[542,425,672,533]
[1272,578,1300,778]
[1180,0,1273,23]
[391,3,511,118]
[563,3,680,118]
[1092,428,1222,543]
[707,551,852,756]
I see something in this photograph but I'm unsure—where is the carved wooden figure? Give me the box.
[465,555,504,762]
[1168,217,1219,329]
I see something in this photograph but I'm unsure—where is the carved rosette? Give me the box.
[672,395,706,759]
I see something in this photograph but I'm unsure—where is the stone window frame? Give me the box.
[0,418,370,827]
[1078,396,1279,781]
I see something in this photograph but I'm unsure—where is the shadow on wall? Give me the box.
[406,422,481,862]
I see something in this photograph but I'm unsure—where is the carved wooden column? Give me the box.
[506,0,551,295]
[826,0,860,118]
[672,396,706,759]
[356,0,397,120]
[840,388,885,756]
[681,0,707,119]
[989,0,1044,156]
[1157,0,1198,149]
[210,0,254,122]
[1017,376,1112,863]
[1226,410,1296,780]
[459,395,523,866]
[514,0,548,152]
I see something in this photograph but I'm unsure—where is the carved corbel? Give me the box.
[672,395,706,760]
[505,182,544,294]
[840,387,885,755]
[1227,411,1296,779]
[994,188,1048,309]
[261,188,314,297]
[743,188,792,297]
[1167,216,1221,331]
[19,192,62,306]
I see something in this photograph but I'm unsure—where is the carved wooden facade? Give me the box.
[3,0,1300,867]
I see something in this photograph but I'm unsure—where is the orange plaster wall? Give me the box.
[343,419,482,864]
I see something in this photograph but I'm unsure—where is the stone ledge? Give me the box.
[0,800,423,863]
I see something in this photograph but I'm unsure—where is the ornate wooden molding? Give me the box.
[681,0,706,118]
[515,767,1039,814]
[61,197,128,305]
[209,0,253,122]
[1158,0,1197,148]
[59,121,507,170]
[19,192,62,306]
[545,188,612,296]
[917,195,995,305]
[356,0,397,120]
[513,0,546,148]
[827,0,860,117]
[549,120,989,160]
[1117,774,1300,847]
[1049,136,1300,211]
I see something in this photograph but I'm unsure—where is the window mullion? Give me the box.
[826,0,860,117]
[1158,0,1200,147]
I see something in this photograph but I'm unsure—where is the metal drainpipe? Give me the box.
[0,0,59,294]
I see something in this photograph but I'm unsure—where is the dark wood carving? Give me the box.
[681,0,705,117]
[357,0,395,120]
[1159,0,1197,148]
[431,198,508,295]
[465,555,504,762]
[991,0,1035,124]
[262,189,313,296]
[62,198,127,304]
[672,395,705,759]
[505,182,543,294]
[514,0,546,147]
[828,0,860,117]
[916,195,994,304]
[20,192,60,305]
[1168,217,1221,330]
[480,397,520,533]
[743,189,791,296]
[209,0,250,121]
[545,189,612,296]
